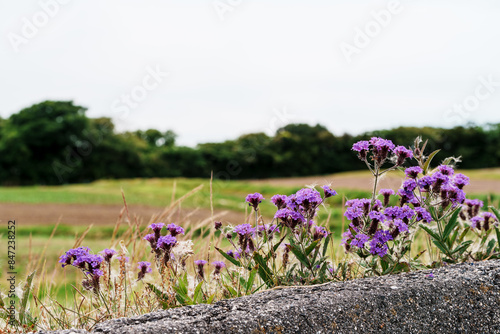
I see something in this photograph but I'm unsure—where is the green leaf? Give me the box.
[427,206,440,223]
[193,281,204,304]
[495,226,500,249]
[19,271,36,325]
[423,149,441,174]
[419,224,441,241]
[224,284,238,297]
[289,244,311,269]
[322,234,331,257]
[432,239,450,256]
[486,239,496,255]
[305,240,320,256]
[215,247,241,267]
[207,293,216,304]
[253,253,274,288]
[443,208,461,240]
[490,206,500,222]
[452,240,472,255]
[246,269,257,294]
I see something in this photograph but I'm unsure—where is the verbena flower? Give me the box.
[194,260,207,279]
[167,223,185,237]
[212,261,226,275]
[470,216,484,229]
[464,199,484,218]
[415,207,432,223]
[313,225,330,241]
[453,173,470,190]
[234,223,255,236]
[369,230,393,257]
[100,249,117,262]
[295,188,322,214]
[351,233,369,248]
[149,223,165,235]
[322,185,337,198]
[137,261,152,281]
[482,212,498,231]
[246,193,264,210]
[59,247,91,267]
[379,189,395,207]
[418,175,435,191]
[368,211,385,235]
[352,140,370,160]
[437,165,454,176]
[402,179,417,192]
[370,137,395,164]
[393,146,413,165]
[271,194,288,209]
[157,235,177,250]
[405,166,422,179]
[275,209,306,229]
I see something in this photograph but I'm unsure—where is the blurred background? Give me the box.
[1,0,500,292]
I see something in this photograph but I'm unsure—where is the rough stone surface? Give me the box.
[37,260,500,333]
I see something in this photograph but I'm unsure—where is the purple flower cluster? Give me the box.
[246,192,264,210]
[271,194,288,209]
[194,260,208,279]
[234,223,257,253]
[137,261,152,281]
[352,137,414,167]
[322,186,337,198]
[212,261,226,275]
[59,247,105,293]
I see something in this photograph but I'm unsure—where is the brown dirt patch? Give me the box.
[0,202,246,226]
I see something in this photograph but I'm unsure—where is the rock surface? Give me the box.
[37,260,500,333]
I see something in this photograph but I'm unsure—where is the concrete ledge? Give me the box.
[38,260,500,333]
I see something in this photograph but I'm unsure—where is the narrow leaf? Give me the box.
[19,271,36,325]
[443,208,461,240]
[423,149,441,173]
[419,224,441,241]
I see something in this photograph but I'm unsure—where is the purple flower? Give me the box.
[295,188,323,211]
[100,249,117,262]
[246,193,264,210]
[402,179,417,192]
[194,260,208,279]
[453,173,470,190]
[143,233,157,249]
[379,189,395,207]
[405,166,422,179]
[369,230,393,257]
[351,233,369,248]
[149,223,165,234]
[322,185,337,198]
[432,172,449,192]
[274,209,306,229]
[470,216,484,229]
[234,223,256,236]
[398,188,414,204]
[394,146,413,165]
[393,219,408,233]
[167,223,185,237]
[483,212,498,230]
[426,272,435,279]
[93,269,104,277]
[59,246,91,267]
[313,225,330,240]
[418,175,435,191]
[352,140,370,160]
[438,165,454,176]
[137,261,152,280]
[157,235,177,250]
[370,137,395,164]
[415,207,432,223]
[212,261,226,275]
[344,206,364,220]
[271,194,288,209]
[138,261,153,273]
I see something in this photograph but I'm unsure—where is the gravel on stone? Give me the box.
[36,260,500,334]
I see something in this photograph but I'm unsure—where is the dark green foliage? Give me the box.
[1,100,500,185]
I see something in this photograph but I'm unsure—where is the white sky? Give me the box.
[1,0,500,146]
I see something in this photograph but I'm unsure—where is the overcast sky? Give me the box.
[1,0,500,146]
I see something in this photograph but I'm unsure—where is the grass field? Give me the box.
[1,169,499,309]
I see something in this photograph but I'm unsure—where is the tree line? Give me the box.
[1,101,499,185]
